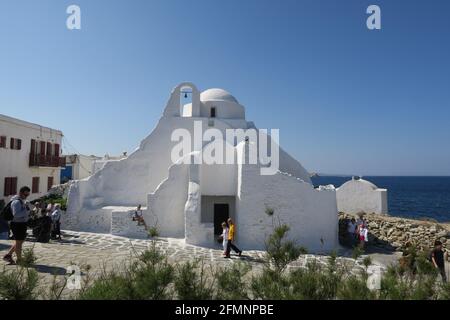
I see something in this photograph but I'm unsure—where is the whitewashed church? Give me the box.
[65,83,339,252]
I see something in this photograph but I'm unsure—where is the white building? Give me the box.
[0,114,65,203]
[65,83,339,252]
[61,153,127,182]
[336,177,388,215]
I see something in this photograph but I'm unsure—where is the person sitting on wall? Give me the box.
[132,205,148,229]
[225,218,242,258]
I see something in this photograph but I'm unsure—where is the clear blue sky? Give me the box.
[1,0,449,176]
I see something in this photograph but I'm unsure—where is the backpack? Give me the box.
[0,201,14,221]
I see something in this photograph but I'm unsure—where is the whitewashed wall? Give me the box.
[235,150,338,253]
[336,179,388,215]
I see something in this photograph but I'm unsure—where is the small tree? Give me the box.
[0,267,39,300]
[174,260,215,300]
[265,223,307,273]
[215,262,251,300]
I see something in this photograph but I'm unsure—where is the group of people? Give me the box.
[219,218,243,258]
[29,200,62,242]
[1,186,63,265]
[347,214,447,283]
[346,215,369,249]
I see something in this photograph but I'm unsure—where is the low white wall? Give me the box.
[336,179,388,215]
[111,208,148,239]
[236,162,338,253]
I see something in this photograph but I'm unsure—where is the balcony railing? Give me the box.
[29,154,66,168]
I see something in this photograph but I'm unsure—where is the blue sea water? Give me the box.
[311,176,450,223]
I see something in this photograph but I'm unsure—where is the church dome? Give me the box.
[200,88,239,104]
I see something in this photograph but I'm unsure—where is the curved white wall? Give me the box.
[336,179,388,215]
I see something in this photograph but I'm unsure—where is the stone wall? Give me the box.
[339,212,450,259]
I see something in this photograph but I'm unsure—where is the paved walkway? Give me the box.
[0,230,395,299]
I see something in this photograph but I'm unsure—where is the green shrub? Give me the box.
[352,246,364,260]
[265,207,274,216]
[79,243,174,300]
[174,260,214,300]
[265,224,307,272]
[251,268,291,300]
[438,282,450,300]
[78,270,136,300]
[148,226,159,238]
[215,262,251,300]
[34,194,67,211]
[0,267,39,300]
[337,275,376,300]
[20,247,37,268]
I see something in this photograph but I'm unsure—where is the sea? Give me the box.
[311,176,450,223]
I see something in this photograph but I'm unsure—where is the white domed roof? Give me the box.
[200,88,239,104]
[341,178,378,190]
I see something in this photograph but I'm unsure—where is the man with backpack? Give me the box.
[2,186,31,265]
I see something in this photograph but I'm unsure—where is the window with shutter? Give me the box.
[4,178,11,196]
[47,142,52,156]
[8,138,21,150]
[40,141,46,155]
[32,177,40,193]
[54,143,60,156]
[47,177,54,191]
[0,136,6,148]
[11,177,17,195]
[3,177,18,196]
[30,139,36,155]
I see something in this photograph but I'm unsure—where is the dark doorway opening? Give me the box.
[214,204,229,235]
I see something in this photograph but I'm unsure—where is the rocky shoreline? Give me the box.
[339,212,450,260]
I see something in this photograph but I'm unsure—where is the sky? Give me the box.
[0,0,449,176]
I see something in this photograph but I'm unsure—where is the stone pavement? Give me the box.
[0,230,392,299]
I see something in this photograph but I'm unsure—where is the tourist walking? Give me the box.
[51,204,62,240]
[225,218,242,258]
[431,240,447,283]
[219,222,229,256]
[2,186,31,264]
[346,218,357,247]
[358,223,369,250]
